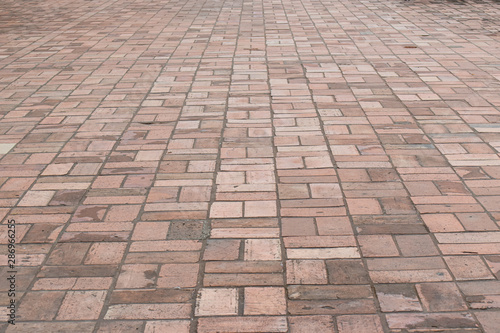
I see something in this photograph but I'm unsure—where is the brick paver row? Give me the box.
[0,0,499,332]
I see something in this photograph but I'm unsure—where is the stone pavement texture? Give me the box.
[0,0,499,331]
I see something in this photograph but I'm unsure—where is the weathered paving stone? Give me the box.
[110,289,194,304]
[375,284,423,312]
[326,260,371,284]
[167,220,207,240]
[1,0,499,330]
[386,313,479,330]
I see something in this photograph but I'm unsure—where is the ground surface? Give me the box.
[0,0,499,332]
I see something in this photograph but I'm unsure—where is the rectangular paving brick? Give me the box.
[288,299,377,315]
[386,313,478,330]
[56,290,107,320]
[375,284,422,312]
[1,0,500,330]
[197,317,288,333]
[337,315,385,333]
[195,288,238,316]
[104,304,191,320]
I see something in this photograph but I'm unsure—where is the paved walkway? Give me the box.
[1,0,500,331]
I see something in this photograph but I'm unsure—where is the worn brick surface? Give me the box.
[1,0,500,331]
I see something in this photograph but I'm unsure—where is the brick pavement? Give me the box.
[0,0,499,331]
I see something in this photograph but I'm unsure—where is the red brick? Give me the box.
[375,284,422,312]
[287,260,327,284]
[158,263,199,288]
[346,198,382,215]
[197,317,287,332]
[416,282,467,311]
[203,239,240,260]
[337,315,384,333]
[17,291,65,320]
[444,256,496,280]
[244,287,286,315]
[358,235,399,257]
[84,242,127,265]
[144,321,191,333]
[57,290,107,320]
[195,288,238,316]
[104,304,191,320]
